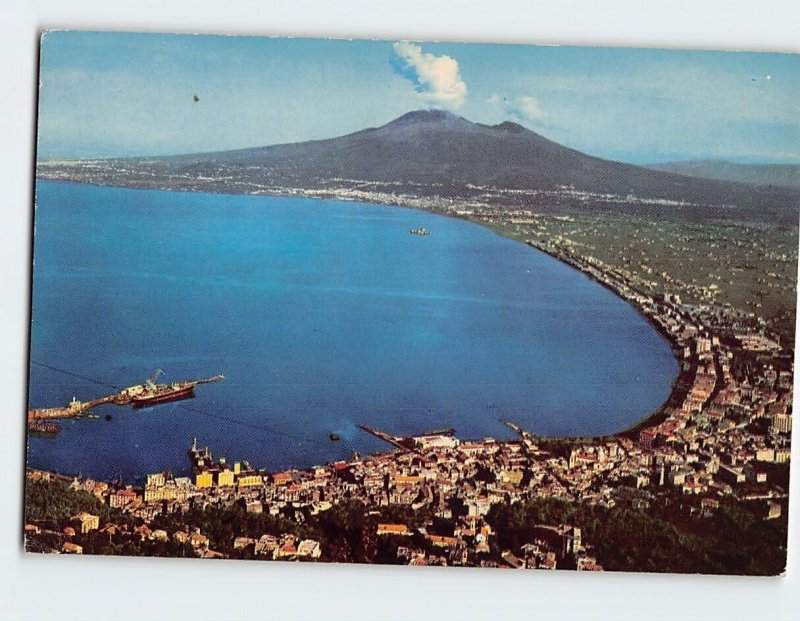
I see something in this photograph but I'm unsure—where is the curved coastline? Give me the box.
[284,191,687,444]
[31,179,686,455]
[518,239,690,441]
[394,205,687,443]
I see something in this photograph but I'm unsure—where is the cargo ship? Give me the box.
[131,383,197,408]
[122,370,225,409]
[27,370,225,436]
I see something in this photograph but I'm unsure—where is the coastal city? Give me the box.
[13,19,800,621]
[25,222,793,571]
[28,80,797,576]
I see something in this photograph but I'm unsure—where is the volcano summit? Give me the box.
[38,110,800,226]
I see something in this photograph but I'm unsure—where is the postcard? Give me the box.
[26,31,797,574]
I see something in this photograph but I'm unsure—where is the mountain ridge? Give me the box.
[37,109,800,226]
[645,160,800,190]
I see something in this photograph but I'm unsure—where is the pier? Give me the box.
[357,424,421,454]
[27,373,225,432]
[500,419,539,448]
[28,395,117,423]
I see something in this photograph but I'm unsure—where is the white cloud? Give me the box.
[488,93,547,122]
[512,95,546,120]
[391,41,467,110]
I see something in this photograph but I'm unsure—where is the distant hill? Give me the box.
[646,160,800,190]
[38,110,800,226]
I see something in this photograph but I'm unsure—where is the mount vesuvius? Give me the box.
[38,109,800,226]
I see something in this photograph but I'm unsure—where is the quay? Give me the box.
[27,372,225,433]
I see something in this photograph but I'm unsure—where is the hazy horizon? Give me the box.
[35,106,800,167]
[37,32,800,165]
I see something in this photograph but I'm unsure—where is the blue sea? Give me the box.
[27,181,678,480]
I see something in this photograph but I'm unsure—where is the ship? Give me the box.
[131,383,197,408]
[26,370,225,436]
[27,419,61,436]
[119,370,225,409]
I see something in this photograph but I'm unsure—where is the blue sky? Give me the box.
[37,31,800,164]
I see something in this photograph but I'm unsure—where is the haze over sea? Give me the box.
[28,181,678,480]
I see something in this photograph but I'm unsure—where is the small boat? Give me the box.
[105,414,113,421]
[329,433,341,442]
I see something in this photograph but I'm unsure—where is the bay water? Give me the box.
[27,181,678,480]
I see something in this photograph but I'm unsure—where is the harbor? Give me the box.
[27,183,679,480]
[27,371,225,435]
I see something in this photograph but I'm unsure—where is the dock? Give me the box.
[27,372,225,433]
[357,424,421,454]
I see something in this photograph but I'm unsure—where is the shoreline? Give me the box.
[520,240,695,438]
[28,178,788,476]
